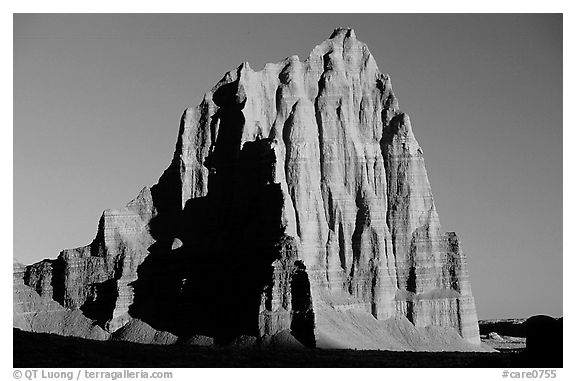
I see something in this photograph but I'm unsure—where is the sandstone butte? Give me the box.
[14,28,486,351]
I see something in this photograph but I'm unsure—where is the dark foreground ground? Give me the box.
[14,329,540,368]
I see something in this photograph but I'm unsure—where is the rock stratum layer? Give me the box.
[14,28,483,350]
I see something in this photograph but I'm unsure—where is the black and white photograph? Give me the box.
[9,10,566,372]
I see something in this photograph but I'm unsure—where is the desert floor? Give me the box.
[14,329,527,368]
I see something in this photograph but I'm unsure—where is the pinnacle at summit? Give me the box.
[14,29,482,351]
[232,28,375,80]
[329,27,357,39]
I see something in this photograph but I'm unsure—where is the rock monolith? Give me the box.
[14,28,482,350]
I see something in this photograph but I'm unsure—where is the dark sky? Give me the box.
[13,14,562,319]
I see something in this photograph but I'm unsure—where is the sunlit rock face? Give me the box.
[14,28,481,349]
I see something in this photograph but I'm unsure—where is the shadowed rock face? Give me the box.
[14,28,482,349]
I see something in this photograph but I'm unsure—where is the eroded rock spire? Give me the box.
[14,28,482,349]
